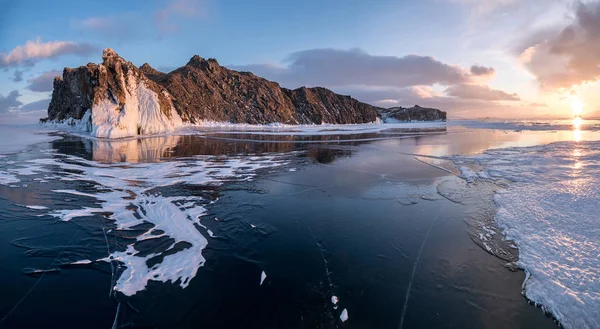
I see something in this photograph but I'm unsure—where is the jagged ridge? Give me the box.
[45,48,446,138]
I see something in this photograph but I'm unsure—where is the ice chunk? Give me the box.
[331,295,338,305]
[260,271,267,285]
[340,309,348,322]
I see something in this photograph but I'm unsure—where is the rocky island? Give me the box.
[44,48,446,138]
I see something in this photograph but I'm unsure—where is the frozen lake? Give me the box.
[1,121,598,328]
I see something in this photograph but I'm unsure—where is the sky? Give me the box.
[1,0,600,124]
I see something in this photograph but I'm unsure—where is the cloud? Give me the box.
[11,69,24,82]
[19,98,51,112]
[230,47,523,117]
[231,48,472,89]
[0,38,96,68]
[26,70,62,92]
[79,17,114,30]
[154,0,207,34]
[0,90,23,113]
[446,84,520,101]
[470,65,496,76]
[450,0,518,15]
[518,1,600,89]
[73,0,208,41]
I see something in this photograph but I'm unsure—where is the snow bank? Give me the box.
[178,121,446,137]
[454,141,600,329]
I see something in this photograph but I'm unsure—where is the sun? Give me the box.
[570,97,584,117]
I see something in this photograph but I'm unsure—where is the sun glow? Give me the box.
[572,117,582,142]
[570,97,584,117]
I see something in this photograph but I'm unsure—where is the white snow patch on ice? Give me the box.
[71,259,92,265]
[0,171,19,185]
[25,205,48,210]
[454,141,600,329]
[25,152,287,296]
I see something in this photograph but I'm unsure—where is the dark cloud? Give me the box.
[332,86,437,105]
[519,1,600,89]
[230,48,471,89]
[446,84,520,101]
[470,65,495,76]
[0,90,23,113]
[26,70,62,92]
[11,69,24,82]
[0,38,96,68]
[229,48,520,117]
[19,98,51,112]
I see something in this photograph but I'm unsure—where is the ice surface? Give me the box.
[454,141,600,329]
[452,119,600,131]
[0,125,61,155]
[19,152,287,296]
[260,271,267,285]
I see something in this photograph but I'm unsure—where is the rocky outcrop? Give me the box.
[143,56,381,125]
[45,49,446,138]
[378,105,446,123]
[47,49,181,138]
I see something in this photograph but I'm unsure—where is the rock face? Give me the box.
[378,105,447,123]
[45,48,446,138]
[143,56,379,125]
[47,49,181,138]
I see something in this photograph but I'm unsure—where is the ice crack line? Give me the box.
[307,223,333,288]
[398,206,443,329]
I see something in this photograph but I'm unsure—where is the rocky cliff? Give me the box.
[378,105,447,123]
[47,49,181,138]
[45,48,446,138]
